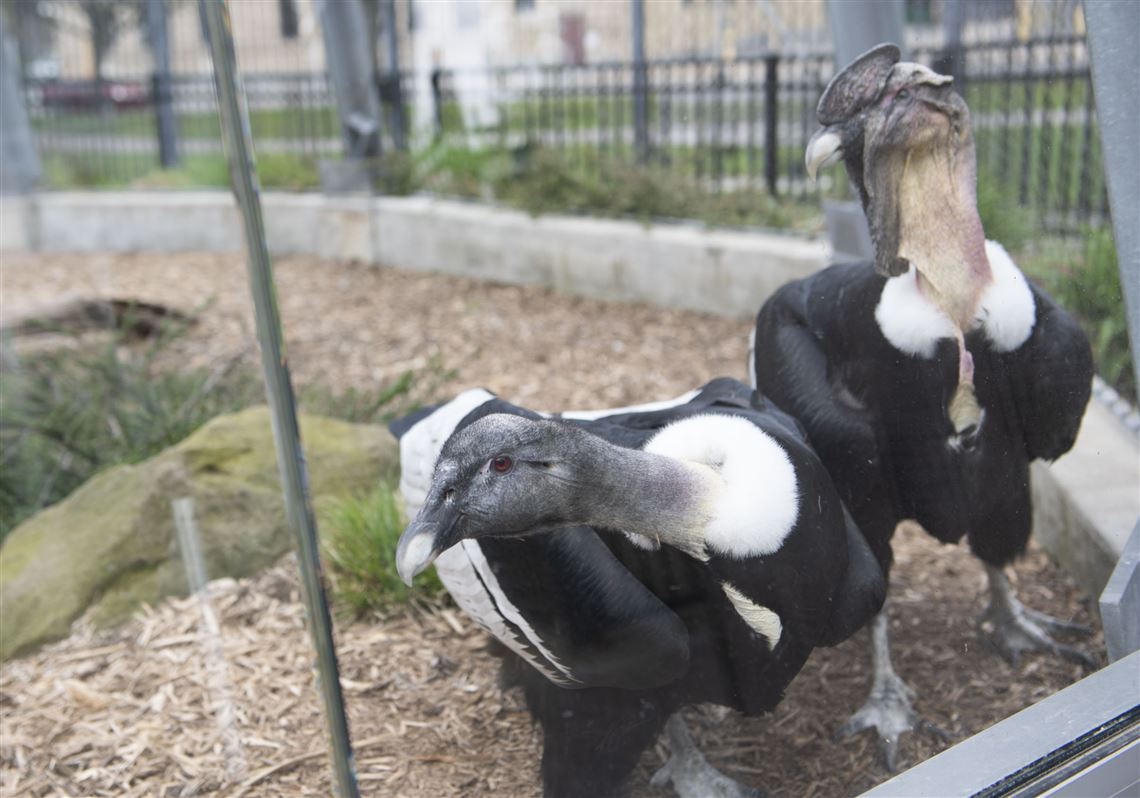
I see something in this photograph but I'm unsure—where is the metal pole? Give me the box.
[820,0,906,260]
[148,0,180,168]
[0,8,40,193]
[932,0,965,85]
[198,3,359,797]
[1086,0,1140,666]
[631,0,649,164]
[1085,0,1140,403]
[316,0,381,158]
[382,0,407,151]
[825,0,906,66]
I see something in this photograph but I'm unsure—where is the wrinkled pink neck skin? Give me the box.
[897,135,992,331]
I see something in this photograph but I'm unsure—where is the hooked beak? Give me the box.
[805,127,843,181]
[395,505,462,587]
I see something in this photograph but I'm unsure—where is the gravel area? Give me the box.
[0,251,1103,797]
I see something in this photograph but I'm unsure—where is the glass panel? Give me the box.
[3,1,1134,797]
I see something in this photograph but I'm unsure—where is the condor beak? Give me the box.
[395,498,462,586]
[805,127,844,181]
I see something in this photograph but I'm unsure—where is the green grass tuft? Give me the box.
[0,318,425,542]
[320,485,444,615]
[1019,228,1135,400]
[0,320,263,539]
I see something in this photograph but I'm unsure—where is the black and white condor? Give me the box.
[751,44,1094,769]
[392,378,885,798]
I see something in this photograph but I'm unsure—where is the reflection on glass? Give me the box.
[0,1,1134,797]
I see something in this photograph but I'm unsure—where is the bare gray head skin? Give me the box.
[395,413,713,585]
[805,43,991,431]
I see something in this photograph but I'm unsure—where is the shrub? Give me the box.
[0,319,423,541]
[320,485,444,615]
[976,171,1034,253]
[0,321,262,539]
[1020,229,1135,400]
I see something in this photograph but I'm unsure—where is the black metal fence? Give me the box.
[25,70,342,187]
[24,36,1107,236]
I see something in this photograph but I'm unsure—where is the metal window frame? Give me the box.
[863,650,1140,797]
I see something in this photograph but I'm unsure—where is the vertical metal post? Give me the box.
[631,0,649,164]
[932,0,965,84]
[148,0,180,168]
[198,3,359,797]
[382,0,407,151]
[1085,0,1140,403]
[0,8,40,193]
[825,0,906,68]
[764,55,778,197]
[316,0,381,158]
[1086,2,1140,663]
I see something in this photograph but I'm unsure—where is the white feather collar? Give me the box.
[643,414,800,559]
[874,240,1036,358]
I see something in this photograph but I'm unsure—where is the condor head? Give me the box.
[805,44,977,282]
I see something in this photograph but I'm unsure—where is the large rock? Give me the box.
[0,406,398,660]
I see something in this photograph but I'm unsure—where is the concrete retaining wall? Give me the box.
[1,189,1135,599]
[1,191,828,318]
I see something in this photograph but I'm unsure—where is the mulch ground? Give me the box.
[0,252,1103,797]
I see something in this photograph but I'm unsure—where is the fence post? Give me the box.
[764,55,778,197]
[631,0,649,164]
[148,0,179,168]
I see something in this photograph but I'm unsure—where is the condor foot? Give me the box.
[978,596,1095,669]
[651,715,764,798]
[834,670,949,773]
[979,564,1095,670]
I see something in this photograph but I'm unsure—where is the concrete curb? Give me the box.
[1,190,1136,598]
[1,191,829,318]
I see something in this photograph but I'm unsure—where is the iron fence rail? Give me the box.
[24,35,1106,236]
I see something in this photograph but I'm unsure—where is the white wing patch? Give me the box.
[721,582,782,650]
[397,390,578,688]
[874,240,1036,358]
[557,389,702,421]
[441,541,579,687]
[644,415,799,559]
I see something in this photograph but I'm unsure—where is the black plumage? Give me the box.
[753,42,1095,768]
[392,378,885,797]
[753,262,1093,572]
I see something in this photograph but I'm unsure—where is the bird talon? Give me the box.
[882,737,901,774]
[921,719,952,743]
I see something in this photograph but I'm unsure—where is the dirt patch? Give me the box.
[0,252,1103,796]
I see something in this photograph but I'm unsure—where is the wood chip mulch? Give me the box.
[0,251,1104,796]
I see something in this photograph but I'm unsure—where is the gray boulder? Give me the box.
[0,406,398,660]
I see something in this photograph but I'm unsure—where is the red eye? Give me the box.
[491,455,513,474]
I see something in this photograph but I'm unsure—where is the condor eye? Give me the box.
[490,455,513,474]
[896,89,910,102]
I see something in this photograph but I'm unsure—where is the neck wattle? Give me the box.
[895,142,992,330]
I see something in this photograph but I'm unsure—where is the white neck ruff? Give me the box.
[874,240,1036,358]
[643,414,800,560]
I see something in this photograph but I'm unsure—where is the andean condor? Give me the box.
[392,378,886,797]
[750,44,1094,769]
